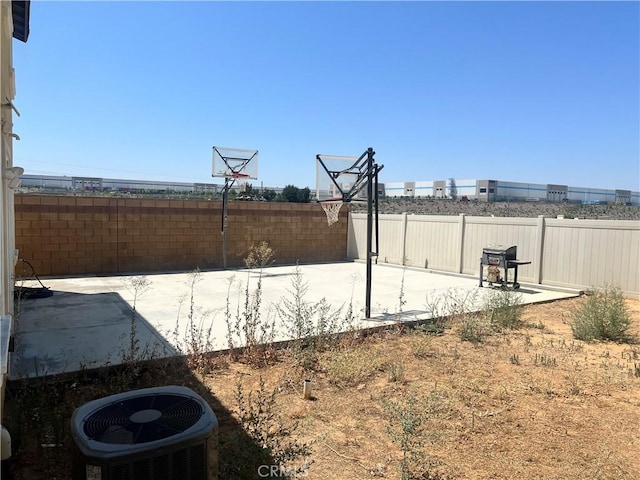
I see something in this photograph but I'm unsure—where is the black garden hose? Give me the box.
[14,259,53,299]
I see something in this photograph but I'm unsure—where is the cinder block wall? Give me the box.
[14,195,348,276]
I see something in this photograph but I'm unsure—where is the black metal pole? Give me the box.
[365,147,374,318]
[374,166,380,261]
[221,178,233,270]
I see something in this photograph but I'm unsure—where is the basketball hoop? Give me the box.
[320,200,343,226]
[230,172,250,179]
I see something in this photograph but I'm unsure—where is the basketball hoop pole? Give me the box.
[365,148,374,319]
[213,145,258,270]
[221,177,237,270]
[364,148,384,318]
[316,147,382,318]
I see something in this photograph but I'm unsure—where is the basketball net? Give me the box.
[321,201,343,226]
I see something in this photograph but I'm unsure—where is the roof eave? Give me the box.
[12,0,30,43]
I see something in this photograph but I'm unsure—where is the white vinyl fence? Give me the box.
[348,213,640,296]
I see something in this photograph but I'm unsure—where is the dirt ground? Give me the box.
[208,296,640,480]
[4,297,640,480]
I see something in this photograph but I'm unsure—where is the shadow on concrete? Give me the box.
[11,290,177,379]
[257,271,295,279]
[512,287,543,295]
[366,309,432,323]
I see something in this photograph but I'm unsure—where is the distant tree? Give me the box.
[279,184,312,203]
[243,183,258,196]
[297,187,311,203]
[262,188,277,201]
[448,178,458,200]
[281,185,299,202]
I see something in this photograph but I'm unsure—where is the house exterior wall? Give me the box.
[14,195,349,276]
[2,0,24,444]
[1,2,16,319]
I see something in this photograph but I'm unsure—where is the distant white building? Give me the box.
[381,179,639,205]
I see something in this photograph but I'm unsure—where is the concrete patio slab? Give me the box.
[10,262,581,379]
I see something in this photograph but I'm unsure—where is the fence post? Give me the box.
[401,212,408,266]
[457,213,466,273]
[534,215,545,284]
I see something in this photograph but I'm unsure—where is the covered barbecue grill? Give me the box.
[479,245,531,289]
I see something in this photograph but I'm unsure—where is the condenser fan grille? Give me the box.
[83,393,204,444]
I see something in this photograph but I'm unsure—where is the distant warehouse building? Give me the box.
[381,179,639,205]
[18,174,284,197]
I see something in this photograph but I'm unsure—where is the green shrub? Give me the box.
[382,387,447,480]
[458,312,490,344]
[383,393,427,480]
[571,286,631,342]
[276,265,348,366]
[483,288,524,330]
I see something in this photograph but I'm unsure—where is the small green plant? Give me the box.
[483,288,523,330]
[458,312,490,344]
[174,269,219,378]
[241,278,277,367]
[533,353,557,367]
[410,332,435,359]
[114,275,155,388]
[566,373,581,395]
[276,264,348,367]
[234,376,311,469]
[398,257,409,313]
[426,288,479,324]
[224,274,241,360]
[223,243,278,367]
[382,392,430,480]
[571,286,632,342]
[122,275,152,364]
[509,353,520,365]
[386,359,406,383]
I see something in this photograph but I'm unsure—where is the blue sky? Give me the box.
[13,1,640,191]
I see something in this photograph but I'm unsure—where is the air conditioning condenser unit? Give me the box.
[71,385,218,480]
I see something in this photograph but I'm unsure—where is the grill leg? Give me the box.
[479,261,483,287]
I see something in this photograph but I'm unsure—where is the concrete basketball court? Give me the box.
[11,261,580,379]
